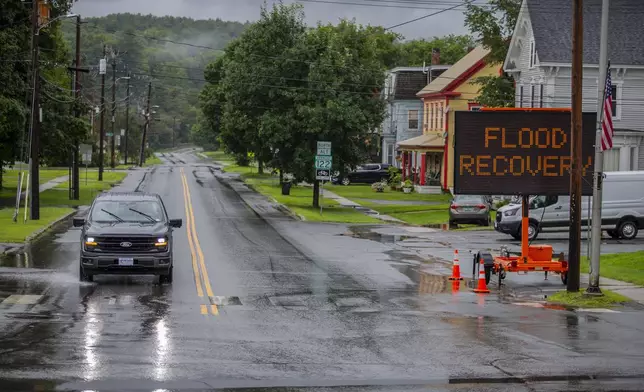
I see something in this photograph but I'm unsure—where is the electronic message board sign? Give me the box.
[454,111,595,196]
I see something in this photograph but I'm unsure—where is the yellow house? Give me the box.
[397,46,500,191]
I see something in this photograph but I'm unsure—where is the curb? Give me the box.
[3,170,133,255]
[221,175,303,222]
[3,208,80,255]
[272,199,305,221]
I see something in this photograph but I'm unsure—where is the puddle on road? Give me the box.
[398,265,474,294]
[0,220,78,270]
[341,226,412,244]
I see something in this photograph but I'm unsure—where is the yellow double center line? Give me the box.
[180,168,218,316]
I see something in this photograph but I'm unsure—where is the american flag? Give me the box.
[601,65,614,151]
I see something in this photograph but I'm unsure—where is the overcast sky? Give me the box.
[72,0,470,40]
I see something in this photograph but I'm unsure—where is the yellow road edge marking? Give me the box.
[200,304,208,315]
[181,168,204,297]
[210,304,219,315]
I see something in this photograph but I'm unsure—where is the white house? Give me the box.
[504,0,644,171]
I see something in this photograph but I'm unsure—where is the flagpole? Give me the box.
[587,0,610,295]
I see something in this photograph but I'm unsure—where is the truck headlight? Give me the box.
[504,208,520,217]
[84,236,97,246]
[155,237,168,247]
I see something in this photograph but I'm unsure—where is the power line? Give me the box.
[385,0,473,30]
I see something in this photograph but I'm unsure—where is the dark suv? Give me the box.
[332,163,393,185]
[73,192,182,283]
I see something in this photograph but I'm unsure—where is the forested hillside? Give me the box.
[61,13,248,151]
[63,13,474,154]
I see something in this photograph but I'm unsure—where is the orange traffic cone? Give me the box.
[473,257,490,294]
[448,249,463,280]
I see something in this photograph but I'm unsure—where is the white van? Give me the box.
[495,171,644,240]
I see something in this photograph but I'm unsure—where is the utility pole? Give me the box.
[124,71,130,165]
[71,15,82,200]
[98,44,106,181]
[588,0,610,295]
[172,116,176,148]
[139,82,152,166]
[110,55,116,168]
[29,0,41,220]
[568,0,584,293]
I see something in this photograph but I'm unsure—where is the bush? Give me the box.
[371,181,386,192]
[390,173,401,189]
[495,199,510,209]
[387,166,400,185]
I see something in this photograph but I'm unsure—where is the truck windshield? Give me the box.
[90,200,165,223]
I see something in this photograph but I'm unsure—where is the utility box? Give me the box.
[528,245,553,262]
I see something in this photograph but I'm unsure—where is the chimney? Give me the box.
[431,48,440,65]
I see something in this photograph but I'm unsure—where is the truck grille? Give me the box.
[93,236,162,253]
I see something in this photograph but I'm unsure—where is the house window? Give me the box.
[387,143,395,166]
[439,103,444,130]
[470,105,482,111]
[539,84,544,108]
[428,103,433,130]
[530,85,535,107]
[433,103,437,130]
[609,84,621,119]
[631,147,639,171]
[408,110,419,129]
[519,85,524,108]
[603,148,620,171]
[424,103,429,129]
[529,39,536,68]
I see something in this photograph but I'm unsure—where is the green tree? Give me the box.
[469,75,515,107]
[200,11,392,206]
[290,20,389,206]
[397,34,475,66]
[464,0,521,63]
[0,0,84,180]
[465,0,521,107]
[217,2,307,172]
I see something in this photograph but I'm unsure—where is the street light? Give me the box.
[37,13,78,34]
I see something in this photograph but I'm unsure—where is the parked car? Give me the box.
[495,171,644,240]
[73,192,183,283]
[449,194,492,226]
[332,163,393,185]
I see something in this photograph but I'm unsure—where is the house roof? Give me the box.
[396,133,444,149]
[416,46,491,97]
[393,71,429,100]
[527,0,644,65]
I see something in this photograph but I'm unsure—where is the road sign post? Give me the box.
[315,141,332,213]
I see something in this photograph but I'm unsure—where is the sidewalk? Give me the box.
[39,176,68,192]
[583,275,644,304]
[321,189,403,223]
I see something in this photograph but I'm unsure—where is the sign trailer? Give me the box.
[454,111,595,196]
[453,109,596,289]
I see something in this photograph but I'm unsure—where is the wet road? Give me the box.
[1,150,644,391]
